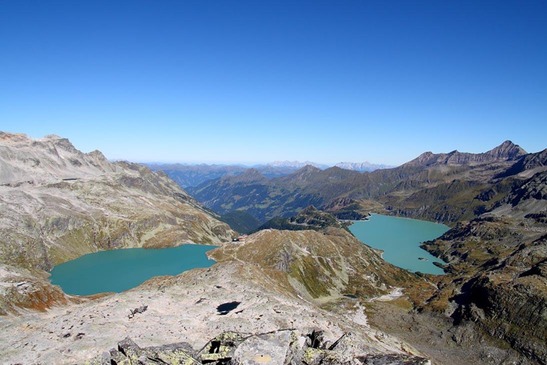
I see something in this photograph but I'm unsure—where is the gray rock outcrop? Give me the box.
[86,330,430,365]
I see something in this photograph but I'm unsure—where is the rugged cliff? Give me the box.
[420,171,547,364]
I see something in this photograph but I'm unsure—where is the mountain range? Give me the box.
[148,160,390,188]
[0,133,545,364]
[187,141,541,229]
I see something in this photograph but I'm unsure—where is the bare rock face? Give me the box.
[0,261,428,364]
[0,264,73,315]
[0,132,114,185]
[0,132,234,312]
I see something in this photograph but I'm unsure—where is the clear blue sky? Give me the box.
[1,0,546,165]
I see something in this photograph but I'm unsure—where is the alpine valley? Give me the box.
[0,133,545,365]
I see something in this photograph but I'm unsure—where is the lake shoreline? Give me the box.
[349,214,449,275]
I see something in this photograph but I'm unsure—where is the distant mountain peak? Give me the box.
[406,151,436,166]
[302,164,321,171]
[487,140,526,159]
[242,168,263,176]
[295,164,321,174]
[335,161,392,172]
[268,160,327,169]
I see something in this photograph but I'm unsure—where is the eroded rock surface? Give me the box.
[0,262,426,364]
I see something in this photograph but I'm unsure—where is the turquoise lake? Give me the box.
[349,214,450,275]
[50,244,217,295]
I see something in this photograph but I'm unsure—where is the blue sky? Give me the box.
[1,0,546,166]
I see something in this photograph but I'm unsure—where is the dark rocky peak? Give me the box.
[404,141,527,168]
[299,205,320,214]
[485,140,527,160]
[442,142,526,165]
[280,164,323,185]
[322,165,362,178]
[404,151,436,167]
[323,166,349,173]
[299,164,321,173]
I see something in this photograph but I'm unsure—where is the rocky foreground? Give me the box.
[86,330,429,365]
[0,261,427,364]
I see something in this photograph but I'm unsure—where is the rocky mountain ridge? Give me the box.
[188,141,537,226]
[405,140,527,167]
[0,132,115,185]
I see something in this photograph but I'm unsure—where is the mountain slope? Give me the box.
[211,227,417,302]
[0,132,234,313]
[188,167,325,223]
[418,170,547,364]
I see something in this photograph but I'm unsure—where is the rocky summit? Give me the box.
[0,257,428,364]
